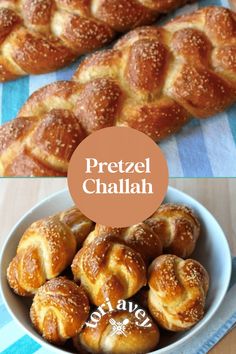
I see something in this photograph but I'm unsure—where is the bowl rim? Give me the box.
[0,186,232,354]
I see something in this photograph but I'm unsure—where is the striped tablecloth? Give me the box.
[0,0,235,178]
[0,257,235,354]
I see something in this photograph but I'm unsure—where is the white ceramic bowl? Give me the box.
[0,187,232,354]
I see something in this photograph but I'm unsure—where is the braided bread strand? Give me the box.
[0,0,194,81]
[0,6,236,176]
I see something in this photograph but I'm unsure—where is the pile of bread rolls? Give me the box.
[7,204,209,354]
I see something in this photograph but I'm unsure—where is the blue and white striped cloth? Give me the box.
[0,0,235,178]
[0,257,235,354]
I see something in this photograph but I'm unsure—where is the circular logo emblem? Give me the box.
[68,127,168,227]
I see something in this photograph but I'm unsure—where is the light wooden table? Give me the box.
[0,178,235,353]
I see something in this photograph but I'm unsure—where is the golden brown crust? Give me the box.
[148,255,209,331]
[7,206,93,296]
[30,277,90,344]
[85,203,199,261]
[72,235,147,307]
[145,203,200,258]
[0,0,194,81]
[75,78,124,134]
[75,309,160,354]
[59,206,94,246]
[119,98,189,141]
[0,116,37,155]
[84,223,163,264]
[24,109,85,172]
[169,64,235,118]
[3,149,67,177]
[1,6,236,176]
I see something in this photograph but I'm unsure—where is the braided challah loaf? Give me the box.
[7,206,93,296]
[74,309,160,354]
[0,0,194,81]
[148,255,209,331]
[30,277,90,344]
[0,6,236,176]
[71,235,147,307]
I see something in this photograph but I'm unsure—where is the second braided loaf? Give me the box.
[0,0,194,81]
[0,6,235,176]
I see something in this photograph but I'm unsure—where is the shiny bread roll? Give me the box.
[30,277,90,344]
[148,255,209,331]
[84,223,163,264]
[72,235,147,307]
[145,203,200,258]
[7,206,93,296]
[74,309,160,354]
[84,203,200,261]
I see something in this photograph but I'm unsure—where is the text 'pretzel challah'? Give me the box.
[0,0,194,81]
[0,6,236,176]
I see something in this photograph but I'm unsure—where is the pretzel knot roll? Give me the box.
[148,255,209,331]
[145,204,200,258]
[74,310,160,354]
[84,223,163,264]
[72,235,147,307]
[7,206,93,296]
[0,0,195,81]
[30,277,90,344]
[0,6,236,176]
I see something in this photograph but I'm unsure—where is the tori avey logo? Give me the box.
[109,318,129,336]
[85,298,152,336]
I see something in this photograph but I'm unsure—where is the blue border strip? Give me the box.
[196,312,236,354]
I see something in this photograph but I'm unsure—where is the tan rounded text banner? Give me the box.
[68,127,168,227]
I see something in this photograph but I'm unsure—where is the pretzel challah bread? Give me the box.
[71,235,147,307]
[0,0,195,81]
[85,203,200,260]
[145,203,200,258]
[7,206,93,296]
[6,202,210,353]
[0,6,235,176]
[84,223,163,264]
[30,277,90,344]
[148,255,209,331]
[74,309,160,354]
